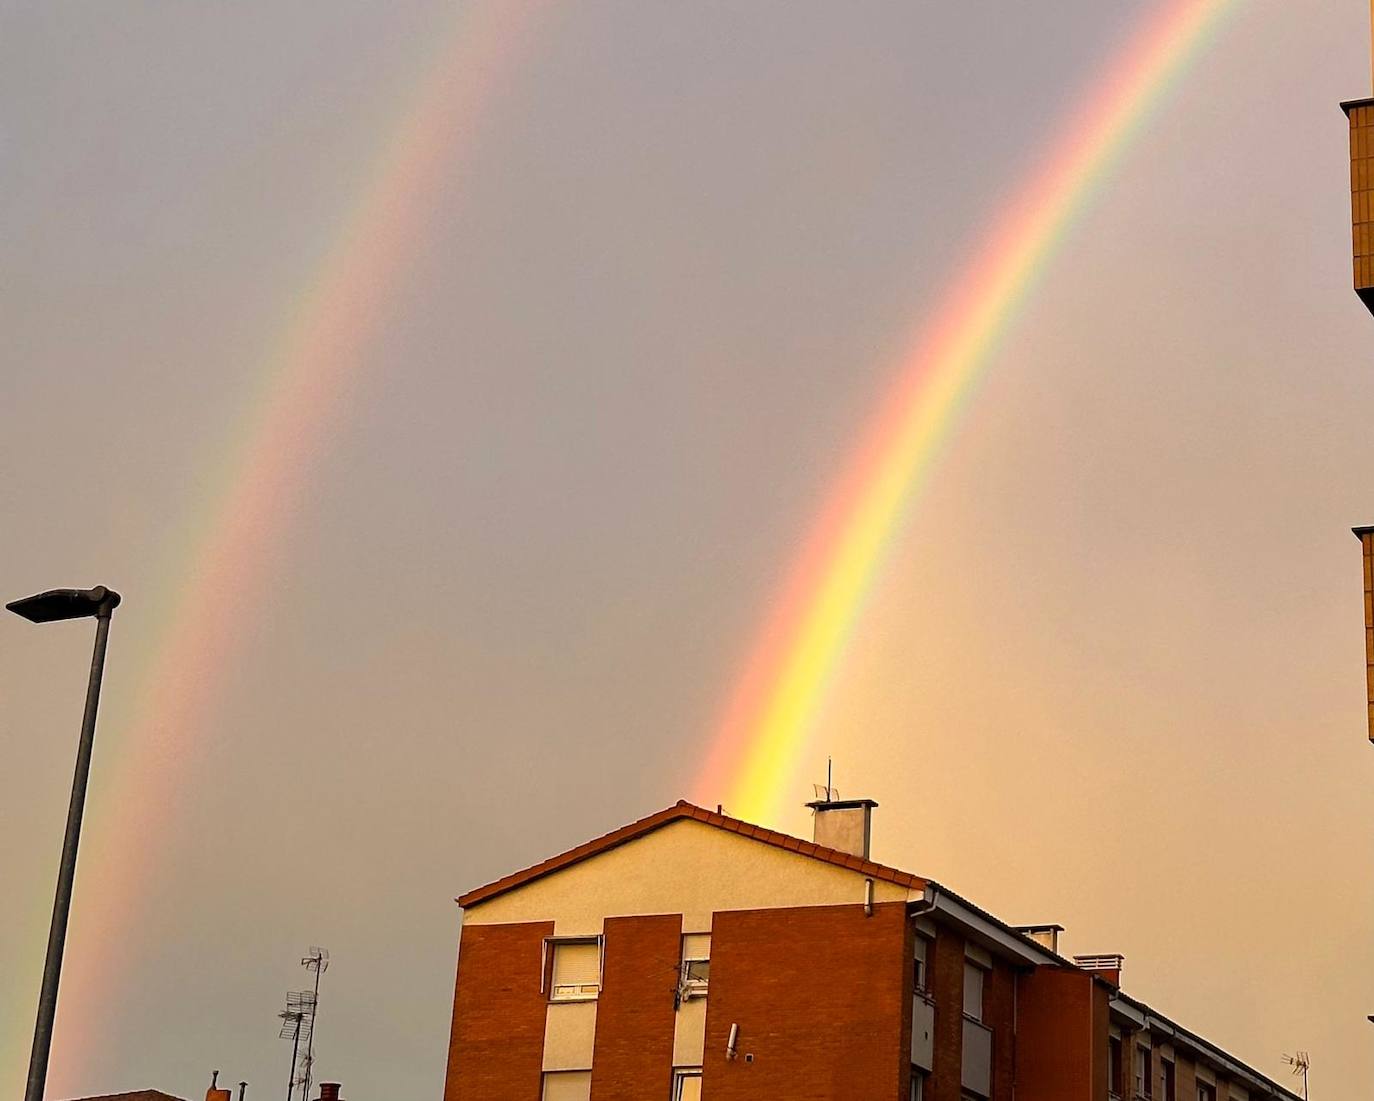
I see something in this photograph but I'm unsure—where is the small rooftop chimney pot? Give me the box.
[805,796,877,860]
[319,1083,342,1101]
[1073,953,1125,986]
[1014,923,1064,954]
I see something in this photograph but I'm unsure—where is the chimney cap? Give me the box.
[805,797,878,810]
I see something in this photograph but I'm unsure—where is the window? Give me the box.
[1160,1060,1176,1101]
[914,936,931,995]
[679,934,710,1000]
[910,1069,926,1100]
[1109,1036,1123,1098]
[1197,1085,1215,1101]
[1136,1046,1152,1098]
[962,960,986,1021]
[549,940,601,1002]
[542,1070,590,1101]
[671,1068,702,1101]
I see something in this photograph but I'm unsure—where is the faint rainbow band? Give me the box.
[3,3,553,1093]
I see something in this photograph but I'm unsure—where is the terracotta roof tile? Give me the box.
[457,800,927,908]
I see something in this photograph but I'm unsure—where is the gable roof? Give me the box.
[458,799,925,908]
[63,1092,188,1101]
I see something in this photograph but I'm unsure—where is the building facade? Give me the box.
[442,799,1300,1101]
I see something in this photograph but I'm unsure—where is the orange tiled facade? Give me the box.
[1345,97,1374,312]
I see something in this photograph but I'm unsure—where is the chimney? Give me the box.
[1074,953,1125,987]
[1014,924,1064,954]
[206,1071,232,1101]
[805,797,877,859]
[318,1084,343,1101]
[1355,526,1374,743]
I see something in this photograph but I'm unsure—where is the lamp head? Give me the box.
[7,586,121,623]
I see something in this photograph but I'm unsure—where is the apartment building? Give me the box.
[442,798,1300,1101]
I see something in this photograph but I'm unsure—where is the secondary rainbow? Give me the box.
[695,0,1240,826]
[5,3,551,1094]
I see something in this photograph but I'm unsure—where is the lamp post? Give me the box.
[9,586,122,1101]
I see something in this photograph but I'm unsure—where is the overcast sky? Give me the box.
[3,1,1372,1097]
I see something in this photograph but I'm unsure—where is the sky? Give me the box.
[1,0,1371,1097]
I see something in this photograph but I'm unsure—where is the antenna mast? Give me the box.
[277,990,315,1101]
[300,947,330,1101]
[1282,1050,1310,1100]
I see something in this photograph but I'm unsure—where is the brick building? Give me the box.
[442,799,1300,1101]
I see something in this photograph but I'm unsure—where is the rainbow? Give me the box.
[695,0,1239,826]
[6,3,551,1094]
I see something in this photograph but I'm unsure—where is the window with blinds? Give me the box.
[962,960,986,1022]
[549,940,601,1002]
[541,1070,590,1101]
[671,1068,702,1101]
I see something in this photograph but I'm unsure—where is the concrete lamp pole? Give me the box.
[8,586,122,1101]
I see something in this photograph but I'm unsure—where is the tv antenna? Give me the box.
[299,947,330,1101]
[277,990,316,1101]
[1282,1050,1310,1100]
[812,758,839,804]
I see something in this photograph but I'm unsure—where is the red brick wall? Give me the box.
[928,927,965,1101]
[590,914,683,1101]
[444,920,552,1101]
[701,902,908,1101]
[1090,981,1110,1101]
[984,961,1016,1100]
[1015,966,1096,1101]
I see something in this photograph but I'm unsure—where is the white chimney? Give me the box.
[805,797,877,859]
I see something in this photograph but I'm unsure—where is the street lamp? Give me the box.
[9,586,121,1101]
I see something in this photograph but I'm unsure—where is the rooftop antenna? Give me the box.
[1282,1050,1310,1100]
[811,758,838,805]
[277,989,316,1101]
[300,947,330,1101]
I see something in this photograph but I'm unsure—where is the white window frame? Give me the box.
[671,1067,702,1101]
[543,936,604,1002]
[679,934,710,1000]
[914,935,932,997]
[911,1068,926,1101]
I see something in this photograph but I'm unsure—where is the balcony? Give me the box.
[961,1017,992,1097]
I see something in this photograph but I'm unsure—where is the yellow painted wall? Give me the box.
[464,818,917,934]
[672,997,706,1066]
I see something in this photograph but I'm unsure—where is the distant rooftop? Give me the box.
[61,1091,189,1101]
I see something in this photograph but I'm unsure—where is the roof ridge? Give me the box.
[457,799,924,908]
